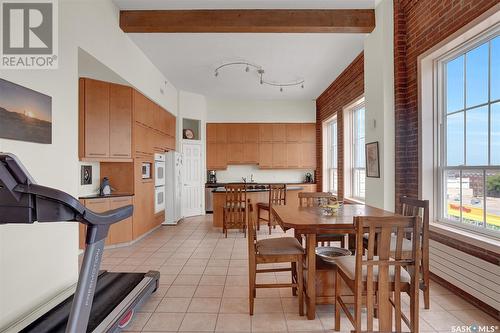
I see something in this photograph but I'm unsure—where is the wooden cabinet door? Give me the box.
[259,143,273,168]
[109,84,132,159]
[301,123,316,143]
[243,143,259,164]
[84,79,110,158]
[272,124,286,142]
[300,143,317,168]
[168,113,176,138]
[272,143,287,168]
[108,197,133,244]
[133,157,154,238]
[134,123,150,155]
[227,143,243,164]
[286,143,301,168]
[81,198,110,247]
[227,124,243,143]
[215,124,227,143]
[243,124,259,142]
[286,124,301,142]
[133,90,149,126]
[216,143,227,169]
[207,123,217,143]
[206,142,217,169]
[259,124,273,142]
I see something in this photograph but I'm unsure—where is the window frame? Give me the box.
[343,96,366,203]
[323,115,338,194]
[436,25,500,237]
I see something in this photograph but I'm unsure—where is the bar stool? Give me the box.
[256,184,286,234]
[223,184,247,238]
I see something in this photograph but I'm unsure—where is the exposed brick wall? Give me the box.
[315,52,364,198]
[393,0,498,209]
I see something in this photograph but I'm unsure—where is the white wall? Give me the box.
[216,165,313,184]
[363,0,395,211]
[207,99,316,123]
[0,0,177,328]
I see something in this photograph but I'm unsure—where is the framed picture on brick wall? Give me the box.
[365,141,380,178]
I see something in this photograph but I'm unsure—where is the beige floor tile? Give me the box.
[188,297,221,313]
[156,297,191,313]
[223,285,248,298]
[281,297,301,314]
[253,298,283,313]
[173,274,202,286]
[203,265,229,275]
[165,285,196,298]
[448,309,500,326]
[216,313,251,332]
[208,259,230,267]
[251,313,288,332]
[194,285,225,298]
[285,312,323,331]
[138,297,161,312]
[143,312,185,331]
[181,265,207,275]
[420,310,464,331]
[431,294,477,311]
[159,265,183,275]
[179,313,217,332]
[200,275,226,286]
[220,298,249,314]
[225,275,249,286]
[227,266,249,275]
[159,274,177,286]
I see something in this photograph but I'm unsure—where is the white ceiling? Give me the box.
[115,0,370,100]
[114,0,375,10]
[128,33,365,100]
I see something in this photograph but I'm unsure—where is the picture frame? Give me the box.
[365,141,380,178]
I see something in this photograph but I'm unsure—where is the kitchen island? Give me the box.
[211,183,316,228]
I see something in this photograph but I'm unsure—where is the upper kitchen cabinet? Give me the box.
[272,124,287,142]
[259,124,273,142]
[301,123,316,143]
[243,124,259,142]
[227,124,244,143]
[286,124,302,142]
[79,78,132,161]
[109,84,133,159]
[207,123,227,143]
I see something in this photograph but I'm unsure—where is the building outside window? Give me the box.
[439,31,499,234]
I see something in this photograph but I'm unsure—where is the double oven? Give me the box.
[154,153,166,214]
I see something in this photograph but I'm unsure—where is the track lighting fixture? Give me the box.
[214,61,305,92]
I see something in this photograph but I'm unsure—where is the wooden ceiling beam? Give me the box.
[119,9,375,33]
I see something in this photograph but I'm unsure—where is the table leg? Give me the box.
[348,233,356,252]
[306,233,316,320]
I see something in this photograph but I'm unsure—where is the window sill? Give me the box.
[430,222,500,255]
[344,197,365,205]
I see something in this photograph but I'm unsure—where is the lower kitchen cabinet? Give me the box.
[79,196,133,249]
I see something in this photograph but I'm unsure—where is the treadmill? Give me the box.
[0,153,160,333]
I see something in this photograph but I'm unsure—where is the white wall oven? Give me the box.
[154,153,166,214]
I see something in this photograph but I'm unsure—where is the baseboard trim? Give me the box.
[430,272,499,320]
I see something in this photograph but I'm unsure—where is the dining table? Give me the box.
[272,203,399,320]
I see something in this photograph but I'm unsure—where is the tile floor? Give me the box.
[98,215,499,333]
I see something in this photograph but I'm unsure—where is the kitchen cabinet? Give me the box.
[259,124,273,142]
[133,157,155,238]
[134,123,153,156]
[301,123,316,143]
[272,143,287,168]
[286,124,302,142]
[272,124,286,142]
[227,143,243,164]
[109,84,132,159]
[207,142,228,170]
[227,124,244,143]
[133,90,150,126]
[207,123,217,143]
[243,143,259,164]
[259,143,273,168]
[286,143,301,168]
[243,124,259,142]
[80,78,110,159]
[301,143,316,168]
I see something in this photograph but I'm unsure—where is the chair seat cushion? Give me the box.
[256,237,304,255]
[332,255,411,283]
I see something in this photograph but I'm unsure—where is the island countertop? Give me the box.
[211,183,316,228]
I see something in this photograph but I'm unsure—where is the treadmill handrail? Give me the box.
[14,183,133,225]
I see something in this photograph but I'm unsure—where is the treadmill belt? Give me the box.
[21,272,146,333]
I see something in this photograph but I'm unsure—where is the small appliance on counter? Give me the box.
[99,177,115,196]
[207,170,217,184]
[305,172,314,183]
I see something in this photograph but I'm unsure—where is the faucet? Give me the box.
[242,177,247,183]
[250,174,254,183]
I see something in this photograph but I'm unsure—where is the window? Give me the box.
[344,98,366,201]
[325,117,338,193]
[439,32,500,234]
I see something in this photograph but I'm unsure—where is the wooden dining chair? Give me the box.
[247,199,305,316]
[298,192,346,248]
[333,215,421,333]
[223,184,247,238]
[256,184,287,234]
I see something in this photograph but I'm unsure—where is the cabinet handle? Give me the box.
[112,153,130,157]
[88,153,107,156]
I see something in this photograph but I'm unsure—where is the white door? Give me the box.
[182,142,203,217]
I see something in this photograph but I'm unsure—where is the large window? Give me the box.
[439,32,499,234]
[344,98,365,201]
[325,117,338,193]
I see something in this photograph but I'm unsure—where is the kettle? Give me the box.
[99,177,114,196]
[305,173,313,183]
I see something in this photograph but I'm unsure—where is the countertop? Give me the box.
[212,186,305,193]
[206,182,316,188]
[78,192,134,200]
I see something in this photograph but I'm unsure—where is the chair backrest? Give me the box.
[224,184,247,225]
[269,184,287,207]
[247,199,257,255]
[354,215,421,332]
[399,196,429,266]
[298,192,337,207]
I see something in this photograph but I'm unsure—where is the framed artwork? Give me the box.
[0,78,52,144]
[365,141,380,178]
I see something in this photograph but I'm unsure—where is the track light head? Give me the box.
[245,65,250,72]
[280,87,283,92]
[215,71,219,77]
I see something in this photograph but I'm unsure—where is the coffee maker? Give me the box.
[207,170,217,184]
